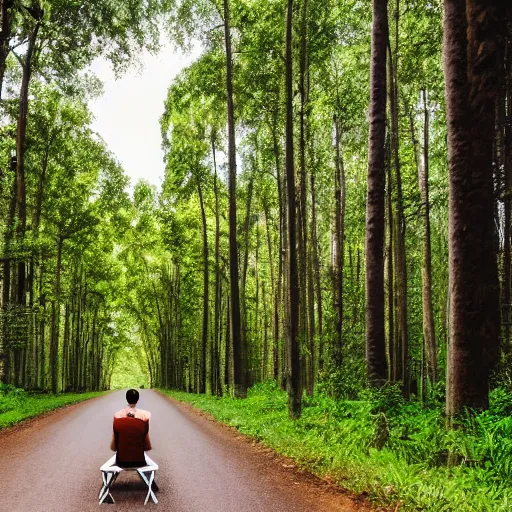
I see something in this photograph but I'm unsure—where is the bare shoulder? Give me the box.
[113,408,126,419]
[137,409,151,421]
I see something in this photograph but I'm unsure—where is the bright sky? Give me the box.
[89,41,202,190]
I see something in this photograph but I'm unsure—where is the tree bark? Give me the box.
[272,116,283,382]
[263,199,275,380]
[212,132,223,396]
[241,168,254,384]
[385,134,396,381]
[410,92,437,384]
[0,162,17,384]
[15,21,42,344]
[198,179,209,394]
[445,0,500,417]
[16,20,41,234]
[387,6,409,395]
[333,114,346,369]
[365,0,389,387]
[285,0,301,419]
[309,157,323,372]
[298,0,310,394]
[223,0,245,398]
[50,236,63,394]
[505,13,512,353]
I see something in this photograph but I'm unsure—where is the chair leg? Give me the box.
[99,472,107,499]
[137,471,159,492]
[99,472,110,504]
[138,470,158,505]
[145,472,157,505]
[99,472,118,504]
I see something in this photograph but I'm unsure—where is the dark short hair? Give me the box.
[126,389,139,405]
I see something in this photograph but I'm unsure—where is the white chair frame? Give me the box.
[99,453,159,505]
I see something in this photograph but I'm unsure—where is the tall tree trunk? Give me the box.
[333,114,346,369]
[223,0,245,398]
[14,21,42,387]
[309,159,323,371]
[388,4,409,395]
[445,0,500,417]
[285,0,301,419]
[281,117,290,392]
[385,135,396,381]
[254,223,261,383]
[198,179,209,394]
[410,92,437,384]
[0,162,17,383]
[216,279,223,395]
[32,258,40,388]
[39,260,46,390]
[262,278,269,380]
[212,132,222,396]
[503,15,512,353]
[50,236,63,394]
[263,200,275,380]
[73,271,83,391]
[241,169,254,384]
[366,0,389,387]
[498,12,512,354]
[225,296,231,393]
[62,301,70,391]
[16,10,43,232]
[24,257,35,388]
[298,0,310,394]
[271,115,283,382]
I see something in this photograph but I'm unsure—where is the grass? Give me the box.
[158,382,512,511]
[0,384,108,430]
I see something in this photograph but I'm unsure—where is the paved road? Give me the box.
[0,390,371,512]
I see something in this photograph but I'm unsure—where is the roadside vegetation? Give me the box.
[0,384,107,430]
[160,382,512,512]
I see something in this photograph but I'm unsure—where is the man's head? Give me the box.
[126,389,139,405]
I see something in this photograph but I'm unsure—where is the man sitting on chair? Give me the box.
[99,389,158,504]
[110,389,152,468]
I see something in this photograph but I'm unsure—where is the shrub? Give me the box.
[0,384,28,414]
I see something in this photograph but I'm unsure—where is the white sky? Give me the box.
[89,41,202,191]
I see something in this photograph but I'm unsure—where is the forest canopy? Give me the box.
[0,0,509,431]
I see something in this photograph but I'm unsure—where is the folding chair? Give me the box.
[99,452,159,505]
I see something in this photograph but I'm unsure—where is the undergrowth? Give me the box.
[159,382,512,511]
[0,383,107,429]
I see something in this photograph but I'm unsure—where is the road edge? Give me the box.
[154,389,388,512]
[0,391,111,437]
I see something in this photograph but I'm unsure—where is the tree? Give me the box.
[365,0,388,387]
[444,0,500,417]
[285,0,301,419]
[223,0,245,398]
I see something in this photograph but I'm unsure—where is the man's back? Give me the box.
[111,389,152,468]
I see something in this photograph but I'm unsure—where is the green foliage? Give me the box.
[110,344,150,389]
[159,384,512,511]
[0,388,107,430]
[0,383,28,414]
